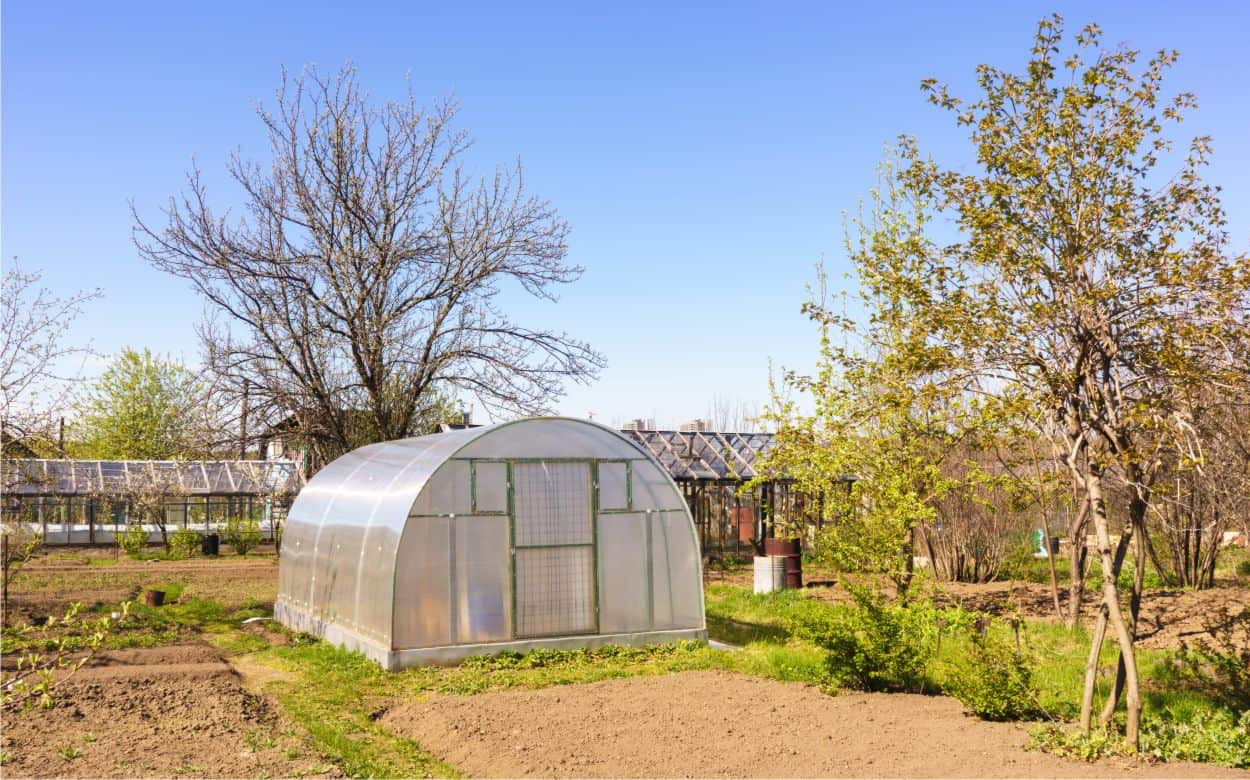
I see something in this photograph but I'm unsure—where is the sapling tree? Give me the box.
[1,524,43,625]
[754,166,990,597]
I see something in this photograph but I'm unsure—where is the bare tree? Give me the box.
[119,464,183,553]
[133,65,603,468]
[922,447,1030,584]
[706,395,762,432]
[0,263,100,456]
[1,523,43,625]
[1146,395,1250,589]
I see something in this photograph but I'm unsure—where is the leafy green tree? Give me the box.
[883,16,1250,748]
[754,166,991,596]
[74,349,207,459]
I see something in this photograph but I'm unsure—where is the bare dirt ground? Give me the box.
[9,552,279,622]
[0,642,337,778]
[383,670,1247,778]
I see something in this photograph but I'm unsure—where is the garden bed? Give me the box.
[0,643,335,778]
[382,669,1242,778]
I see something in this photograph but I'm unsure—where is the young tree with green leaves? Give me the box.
[754,166,990,597]
[74,348,208,459]
[884,16,1249,747]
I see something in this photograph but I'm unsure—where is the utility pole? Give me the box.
[239,380,250,460]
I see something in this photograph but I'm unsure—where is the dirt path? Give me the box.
[0,643,337,778]
[382,670,1248,778]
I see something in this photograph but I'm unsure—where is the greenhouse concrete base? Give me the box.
[275,599,706,670]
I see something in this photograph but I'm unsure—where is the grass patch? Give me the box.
[257,641,460,778]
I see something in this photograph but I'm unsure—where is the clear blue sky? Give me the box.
[5,0,1248,428]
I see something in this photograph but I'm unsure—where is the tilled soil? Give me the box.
[10,555,279,623]
[0,643,336,778]
[382,670,1248,778]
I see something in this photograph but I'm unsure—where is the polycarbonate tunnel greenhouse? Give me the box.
[275,417,707,669]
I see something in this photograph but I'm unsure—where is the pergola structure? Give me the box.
[1,459,302,545]
[617,430,811,556]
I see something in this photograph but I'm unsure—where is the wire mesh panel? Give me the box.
[513,462,592,546]
[514,546,595,636]
[511,461,596,638]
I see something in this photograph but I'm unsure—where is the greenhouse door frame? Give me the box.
[501,458,604,640]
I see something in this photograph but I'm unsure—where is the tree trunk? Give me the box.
[1027,438,1063,619]
[1066,497,1091,630]
[1101,494,1148,727]
[1085,472,1141,748]
[1079,603,1109,734]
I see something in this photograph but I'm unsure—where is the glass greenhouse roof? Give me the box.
[1,459,303,496]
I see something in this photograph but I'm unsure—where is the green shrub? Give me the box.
[1140,708,1250,768]
[1167,606,1250,714]
[222,516,262,556]
[117,524,149,558]
[944,632,1045,721]
[1236,560,1250,579]
[1032,710,1250,769]
[169,528,201,559]
[785,585,934,692]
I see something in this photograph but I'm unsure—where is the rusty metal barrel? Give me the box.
[764,538,803,588]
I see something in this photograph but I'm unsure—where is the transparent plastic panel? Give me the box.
[649,511,675,628]
[393,515,452,649]
[657,510,703,628]
[72,462,99,493]
[324,521,365,625]
[280,517,319,607]
[472,461,508,513]
[297,447,378,608]
[513,462,592,547]
[455,419,648,461]
[515,546,595,637]
[598,462,629,511]
[454,515,511,644]
[182,462,210,492]
[310,520,354,622]
[355,521,402,642]
[353,437,461,642]
[206,463,233,493]
[630,460,687,512]
[409,460,471,516]
[596,512,649,633]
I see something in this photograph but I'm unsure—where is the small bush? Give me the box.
[785,585,934,692]
[1028,725,1125,762]
[1235,560,1250,579]
[1140,708,1250,768]
[1031,710,1250,769]
[117,524,149,558]
[944,632,1045,721]
[169,528,201,559]
[1168,606,1250,714]
[222,516,262,556]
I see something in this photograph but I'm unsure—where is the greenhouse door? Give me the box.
[511,461,597,638]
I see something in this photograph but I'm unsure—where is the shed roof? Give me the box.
[617,430,781,481]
